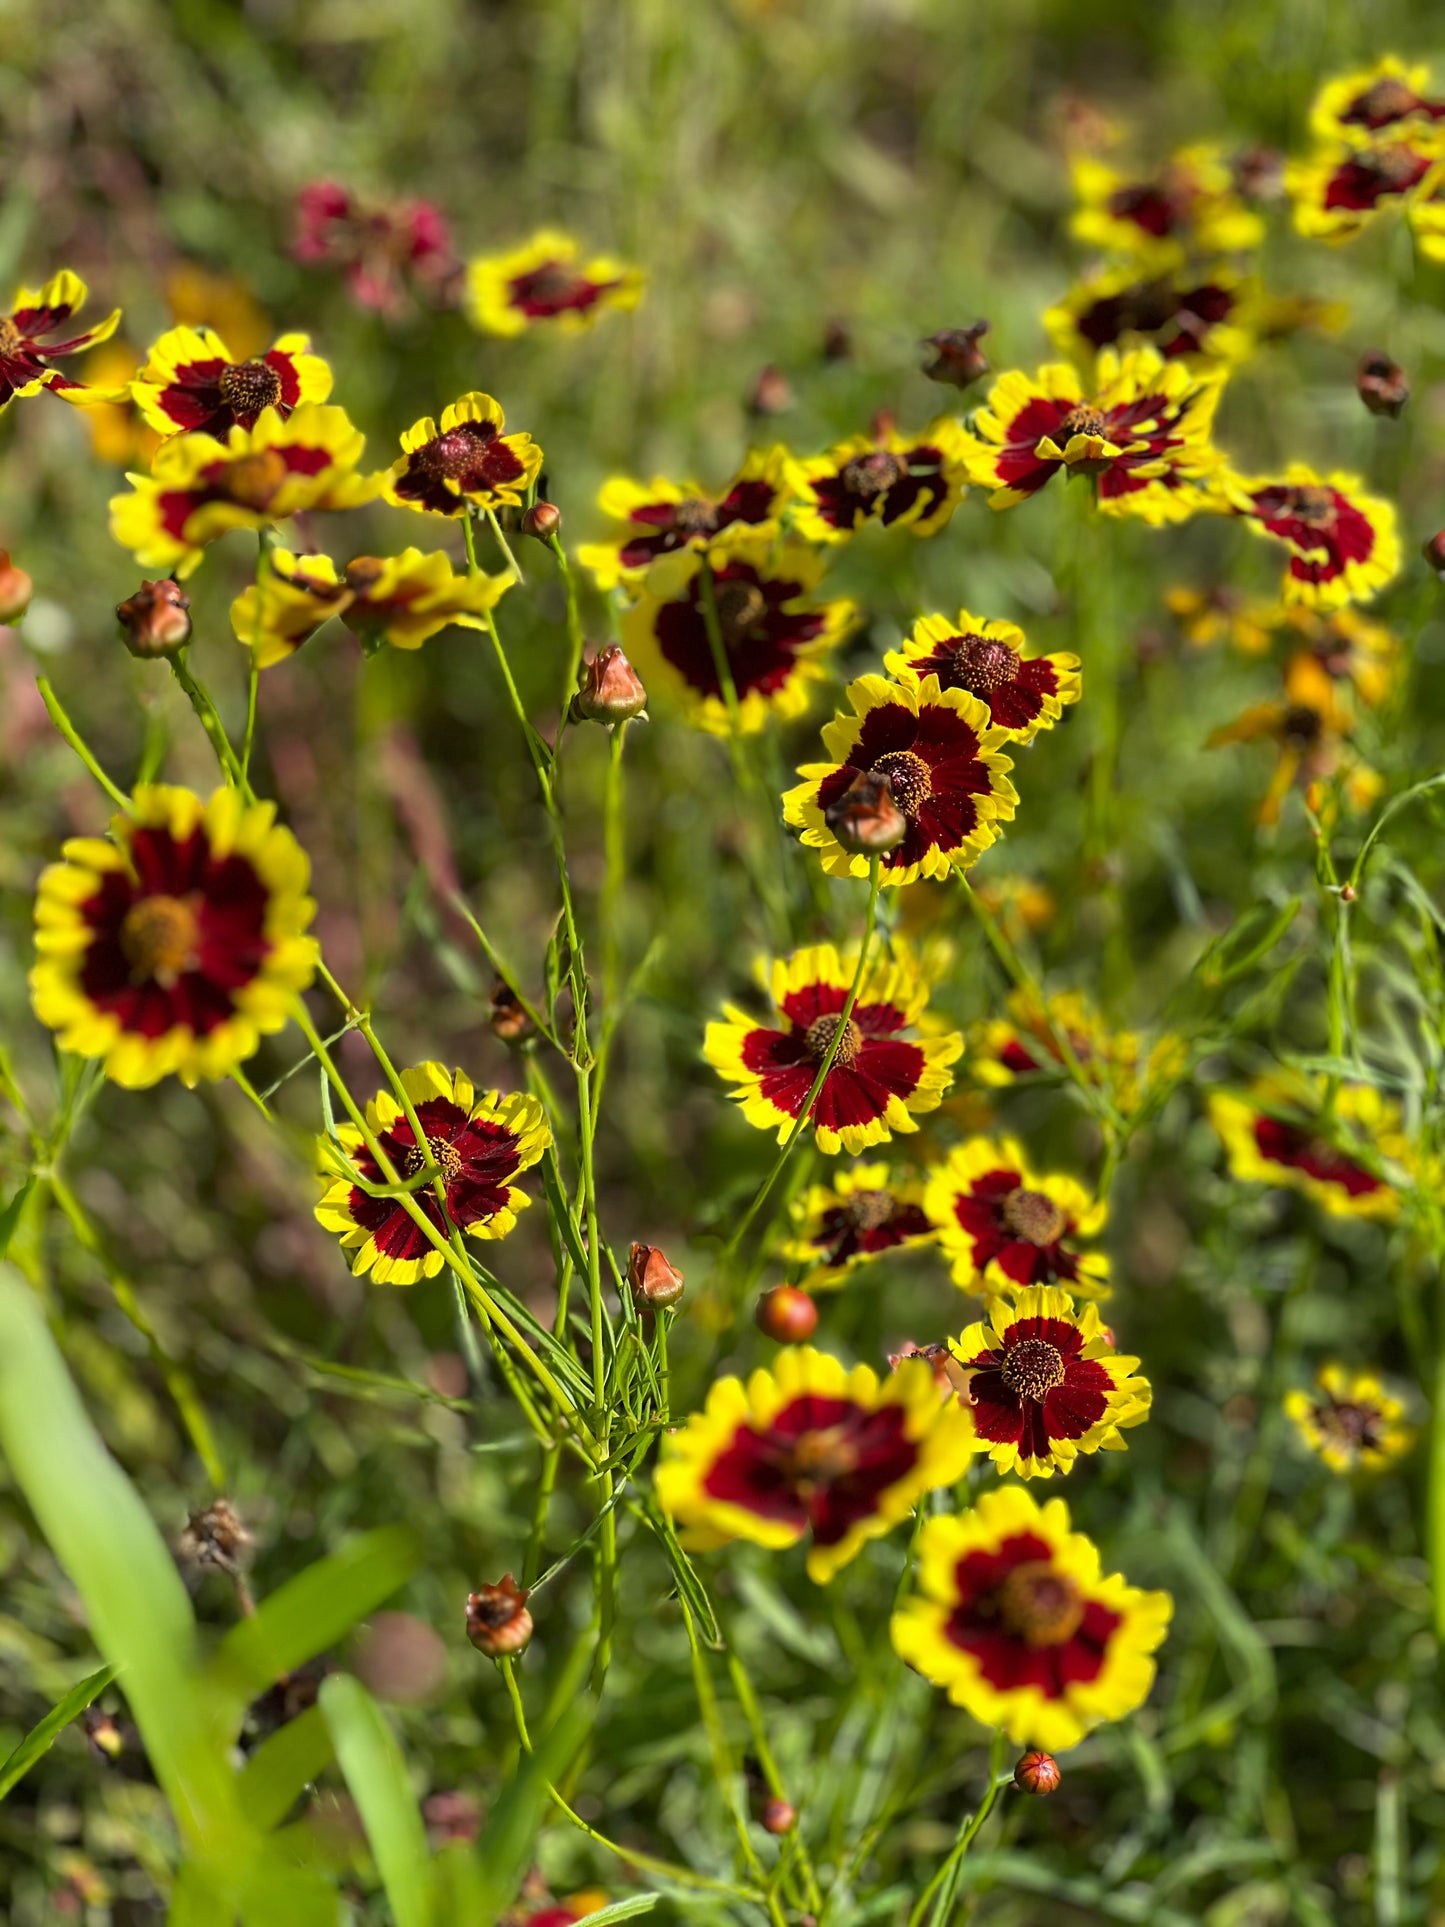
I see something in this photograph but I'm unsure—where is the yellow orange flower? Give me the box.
[885,611,1081,743]
[891,1488,1172,1750]
[130,325,332,438]
[1070,144,1264,259]
[656,1346,977,1583]
[576,449,791,590]
[1285,1364,1412,1473]
[384,393,542,517]
[465,230,644,336]
[782,1163,935,1288]
[230,548,511,667]
[1229,464,1400,610]
[30,786,316,1089]
[924,1139,1110,1300]
[1207,1076,1407,1220]
[786,419,970,542]
[1207,652,1369,825]
[704,942,961,1156]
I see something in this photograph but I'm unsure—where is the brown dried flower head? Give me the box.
[921,322,990,389]
[1356,351,1409,419]
[117,579,192,659]
[178,1498,252,1577]
[466,1574,533,1657]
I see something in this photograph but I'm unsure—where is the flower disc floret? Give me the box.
[885,611,1081,742]
[891,1488,1172,1750]
[656,1346,978,1583]
[786,419,970,542]
[924,1139,1110,1299]
[314,1064,550,1285]
[30,785,317,1089]
[130,325,333,437]
[384,392,542,517]
[465,230,644,336]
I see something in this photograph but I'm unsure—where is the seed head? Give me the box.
[756,1286,818,1343]
[522,501,562,542]
[0,552,32,624]
[629,1241,685,1309]
[1356,351,1409,419]
[466,1575,533,1658]
[117,579,192,659]
[572,645,649,726]
[1013,1750,1062,1796]
[823,768,907,855]
[178,1498,252,1577]
[921,322,990,389]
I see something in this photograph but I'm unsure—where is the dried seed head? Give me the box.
[756,1286,819,1344]
[466,1575,533,1657]
[1013,1750,1062,1796]
[628,1241,685,1309]
[1356,350,1409,419]
[760,1797,797,1834]
[522,501,562,542]
[117,579,192,659]
[921,322,991,389]
[749,365,794,416]
[178,1498,252,1577]
[0,552,32,624]
[489,977,534,1045]
[571,645,649,726]
[823,768,907,855]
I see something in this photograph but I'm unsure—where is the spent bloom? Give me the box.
[786,417,971,542]
[129,325,333,438]
[230,548,510,666]
[924,1139,1111,1300]
[30,785,316,1088]
[466,229,644,335]
[891,1488,1172,1749]
[1285,1365,1413,1474]
[656,1346,977,1583]
[0,268,121,411]
[1207,1076,1407,1221]
[384,392,542,517]
[704,942,962,1156]
[782,1163,935,1289]
[884,610,1081,743]
[575,450,790,590]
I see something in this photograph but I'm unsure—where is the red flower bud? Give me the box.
[571,645,648,725]
[489,977,534,1045]
[117,579,191,659]
[748,365,794,416]
[756,1286,818,1344]
[1423,530,1445,574]
[1013,1750,1061,1796]
[823,769,907,855]
[523,501,562,542]
[822,318,852,361]
[466,1575,533,1657]
[760,1797,797,1834]
[921,322,990,389]
[1357,350,1409,419]
[628,1241,685,1309]
[0,552,32,624]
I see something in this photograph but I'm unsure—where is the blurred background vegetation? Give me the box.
[4,0,1445,1921]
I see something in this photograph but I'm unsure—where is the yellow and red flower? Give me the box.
[621,531,854,736]
[1206,652,1377,825]
[576,449,791,590]
[783,674,1018,887]
[230,548,511,667]
[1230,465,1400,611]
[787,419,970,542]
[1207,1077,1407,1220]
[949,1288,1150,1479]
[966,987,1147,1112]
[656,1346,977,1584]
[1288,605,1400,708]
[964,349,1225,521]
[0,269,120,411]
[1312,58,1445,145]
[704,942,962,1156]
[924,1140,1110,1300]
[315,1064,550,1285]
[109,404,378,579]
[1287,132,1444,242]
[1285,1364,1413,1473]
[891,1488,1172,1750]
[885,611,1081,743]
[30,785,316,1089]
[384,393,542,518]
[783,1163,935,1289]
[1045,267,1253,367]
[465,230,644,336]
[1070,144,1264,259]
[129,325,333,439]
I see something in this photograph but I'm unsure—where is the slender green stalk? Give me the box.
[676,1588,776,1906]
[485,504,524,582]
[602,721,628,1015]
[907,1729,1009,1927]
[169,652,250,796]
[549,530,587,720]
[36,678,130,809]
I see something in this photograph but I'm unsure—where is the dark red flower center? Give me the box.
[1349,76,1421,126]
[404,1134,463,1182]
[1000,1336,1067,1401]
[1001,1187,1066,1245]
[120,893,201,986]
[420,425,495,484]
[218,359,283,417]
[714,579,768,642]
[804,1013,863,1067]
[673,496,720,535]
[841,1187,898,1232]
[871,748,933,815]
[1317,1397,1384,1453]
[948,634,1019,694]
[841,449,906,498]
[997,1562,1085,1645]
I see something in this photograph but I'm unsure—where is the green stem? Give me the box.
[550,531,587,721]
[169,653,250,797]
[602,721,628,1017]
[484,505,524,583]
[36,678,130,809]
[907,1729,1009,1927]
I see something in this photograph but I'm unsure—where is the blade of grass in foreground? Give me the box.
[0,1662,117,1800]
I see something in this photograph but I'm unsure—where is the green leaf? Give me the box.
[0,1181,34,1262]
[237,1703,334,1832]
[320,1673,435,1927]
[572,1897,661,1927]
[0,1661,117,1800]
[210,1526,418,1717]
[473,1697,595,1927]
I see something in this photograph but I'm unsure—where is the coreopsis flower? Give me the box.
[383,393,542,517]
[1285,1365,1412,1473]
[1311,58,1445,146]
[786,418,970,542]
[782,1163,934,1288]
[314,1064,550,1284]
[891,1487,1172,1750]
[575,449,790,590]
[1207,652,1367,825]
[1206,1077,1407,1221]
[1070,144,1264,258]
[30,785,316,1089]
[292,182,457,314]
[129,325,333,438]
[656,1346,977,1583]
[884,611,1081,742]
[1165,586,1278,654]
[1045,267,1253,367]
[949,1288,1150,1478]
[620,531,855,736]
[465,230,644,336]
[967,987,1144,1110]
[109,405,378,579]
[0,269,121,411]
[1287,132,1444,243]
[1230,465,1400,610]
[230,548,510,666]
[703,942,962,1156]
[964,348,1226,521]
[924,1139,1110,1300]
[782,674,1018,887]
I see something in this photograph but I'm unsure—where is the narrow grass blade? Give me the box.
[0,1661,117,1800]
[320,1673,435,1927]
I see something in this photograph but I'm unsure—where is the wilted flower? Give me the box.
[571,646,649,725]
[465,1575,533,1657]
[178,1497,253,1576]
[920,322,990,388]
[116,579,191,658]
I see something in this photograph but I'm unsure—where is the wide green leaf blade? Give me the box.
[319,1672,435,1927]
[236,1703,334,1832]
[0,1661,117,1800]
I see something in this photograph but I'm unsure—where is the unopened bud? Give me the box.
[571,645,648,725]
[465,1575,533,1657]
[1357,350,1409,419]
[921,322,990,389]
[628,1241,685,1309]
[748,365,794,416]
[823,769,906,855]
[0,552,32,623]
[117,579,191,659]
[523,501,562,542]
[489,977,534,1045]
[822,318,852,361]
[1424,530,1445,574]
[1339,882,1357,903]
[756,1286,818,1344]
[1013,1750,1061,1795]
[760,1797,797,1834]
